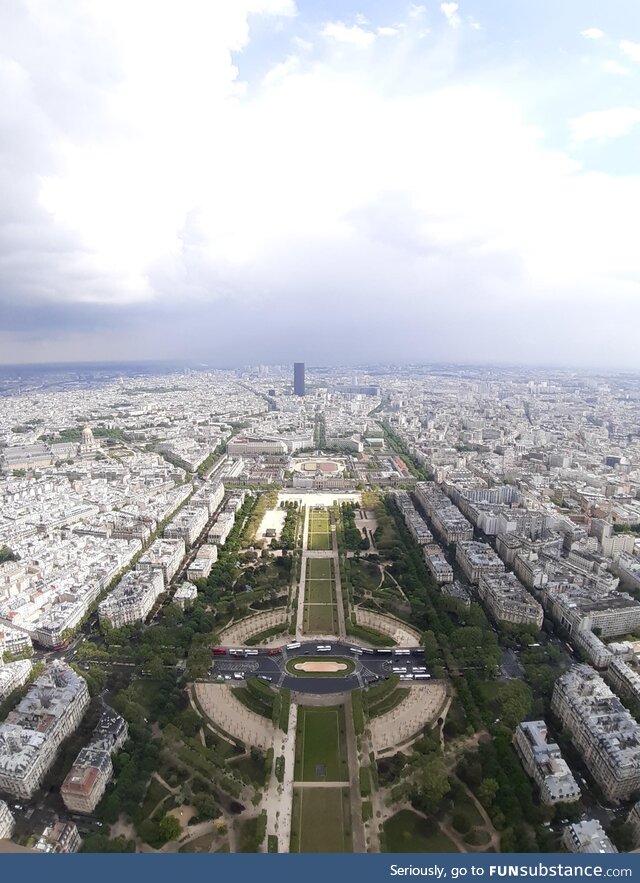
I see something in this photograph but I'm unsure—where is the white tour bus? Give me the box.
[317,645,332,652]
[286,642,301,650]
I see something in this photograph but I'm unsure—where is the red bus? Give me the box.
[267,647,281,656]
[212,648,226,656]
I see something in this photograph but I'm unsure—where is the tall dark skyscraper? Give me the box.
[293,362,305,396]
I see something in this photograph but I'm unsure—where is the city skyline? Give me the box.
[1,1,640,369]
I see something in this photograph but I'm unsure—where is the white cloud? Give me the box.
[321,21,375,48]
[377,26,400,37]
[580,27,604,40]
[440,3,461,29]
[602,59,632,77]
[570,106,640,143]
[620,39,640,61]
[4,0,640,368]
[292,36,312,52]
[263,54,300,86]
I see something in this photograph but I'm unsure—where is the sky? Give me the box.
[1,0,640,369]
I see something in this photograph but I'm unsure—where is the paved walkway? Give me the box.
[262,702,298,852]
[371,682,448,755]
[331,513,346,639]
[194,682,276,751]
[344,693,366,852]
[295,507,311,638]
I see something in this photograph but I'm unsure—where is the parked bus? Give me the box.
[349,647,363,655]
[376,649,392,655]
[317,645,332,653]
[414,674,432,680]
[394,649,411,656]
[212,648,226,656]
[286,642,301,650]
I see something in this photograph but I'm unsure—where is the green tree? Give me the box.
[413,756,450,808]
[158,814,182,843]
[477,777,499,807]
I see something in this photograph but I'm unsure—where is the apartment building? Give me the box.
[478,571,544,629]
[551,665,640,801]
[173,582,198,608]
[0,659,32,701]
[164,506,208,546]
[0,663,89,799]
[626,801,640,848]
[551,588,640,639]
[60,705,127,814]
[513,720,580,805]
[393,491,433,544]
[0,799,15,839]
[423,544,454,584]
[441,580,472,607]
[136,537,185,586]
[34,820,82,853]
[0,626,33,658]
[615,553,640,592]
[456,540,505,584]
[98,569,164,629]
[562,820,617,854]
[208,512,235,546]
[60,747,112,814]
[191,481,224,516]
[572,628,613,670]
[606,657,640,707]
[186,544,217,581]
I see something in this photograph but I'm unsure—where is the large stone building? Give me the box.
[0,663,89,799]
[0,800,15,839]
[60,747,112,814]
[60,706,128,814]
[34,820,82,853]
[478,572,544,629]
[208,512,235,546]
[562,820,617,854]
[551,665,640,801]
[456,540,505,584]
[164,506,208,546]
[423,544,454,584]
[136,537,185,586]
[513,720,580,805]
[98,569,164,629]
[0,659,32,701]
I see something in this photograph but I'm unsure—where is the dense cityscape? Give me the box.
[0,360,639,854]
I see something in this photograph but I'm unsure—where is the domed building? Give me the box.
[79,423,96,454]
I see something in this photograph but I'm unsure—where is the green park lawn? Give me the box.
[291,787,352,852]
[294,706,349,782]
